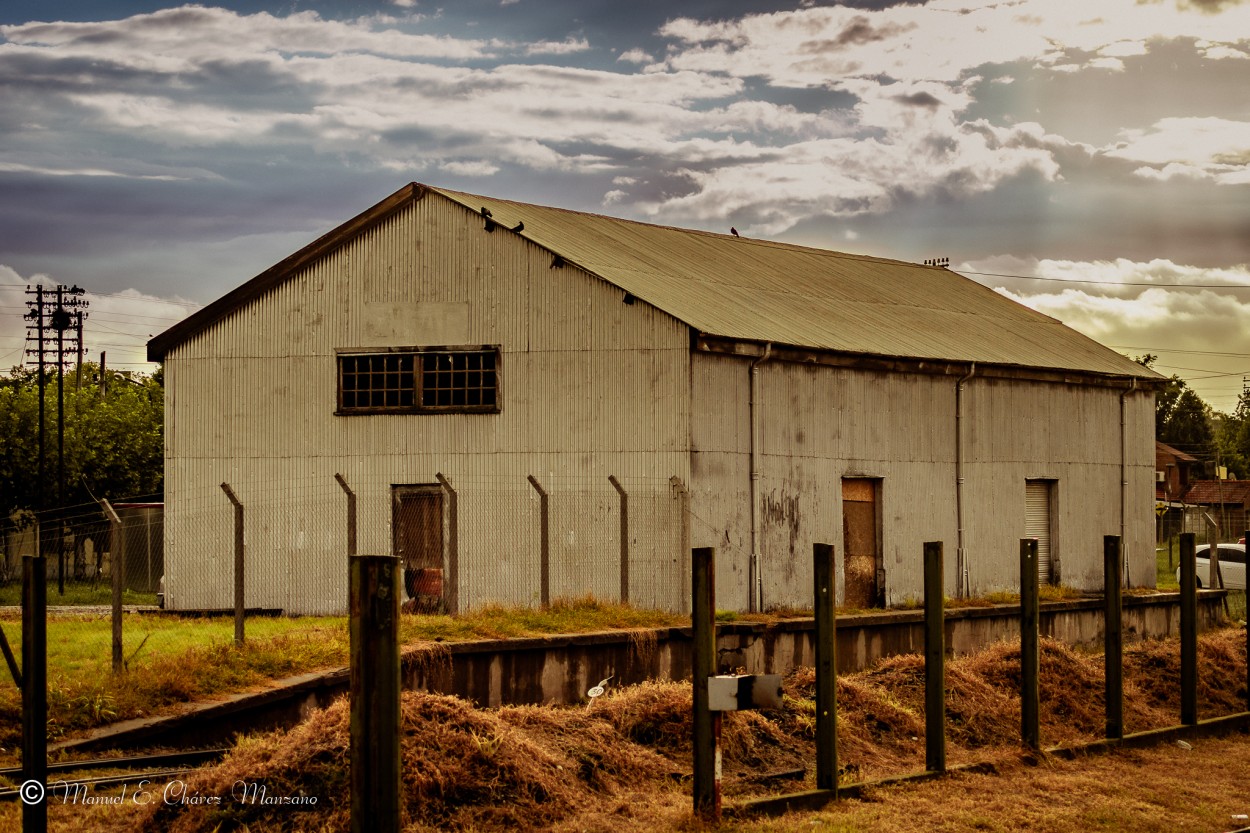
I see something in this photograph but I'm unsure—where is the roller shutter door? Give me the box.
[1025,480,1053,584]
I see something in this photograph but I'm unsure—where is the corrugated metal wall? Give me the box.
[164,195,691,614]
[690,353,1156,608]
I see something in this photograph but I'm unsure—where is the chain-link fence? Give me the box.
[158,473,689,616]
[0,497,163,597]
[1160,505,1248,543]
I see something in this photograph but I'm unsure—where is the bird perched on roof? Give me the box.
[730,227,739,237]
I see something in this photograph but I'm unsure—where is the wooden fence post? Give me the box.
[1179,532,1198,726]
[221,483,245,645]
[527,476,550,608]
[813,543,839,794]
[22,551,47,832]
[1103,535,1123,740]
[691,546,718,820]
[924,541,946,771]
[350,555,401,833]
[1020,538,1040,750]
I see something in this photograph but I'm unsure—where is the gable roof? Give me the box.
[149,182,1161,384]
[1156,440,1199,464]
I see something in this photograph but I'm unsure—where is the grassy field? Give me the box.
[0,580,158,607]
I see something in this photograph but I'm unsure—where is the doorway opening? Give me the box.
[842,478,883,608]
[392,484,445,612]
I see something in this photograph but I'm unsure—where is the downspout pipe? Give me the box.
[955,362,976,599]
[749,342,773,613]
[1120,379,1137,587]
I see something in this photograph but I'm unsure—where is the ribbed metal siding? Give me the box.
[163,197,691,614]
[690,352,1155,609]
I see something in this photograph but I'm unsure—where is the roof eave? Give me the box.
[694,334,1168,390]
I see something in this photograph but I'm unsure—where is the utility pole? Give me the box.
[24,286,48,544]
[75,311,84,391]
[55,285,66,595]
[25,284,88,594]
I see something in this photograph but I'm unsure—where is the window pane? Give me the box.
[343,349,497,412]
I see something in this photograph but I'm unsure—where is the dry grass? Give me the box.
[718,734,1250,833]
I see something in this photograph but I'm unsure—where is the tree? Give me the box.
[0,363,163,515]
[1214,386,1250,480]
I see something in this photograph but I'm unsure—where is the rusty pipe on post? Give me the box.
[749,342,773,613]
[955,362,976,598]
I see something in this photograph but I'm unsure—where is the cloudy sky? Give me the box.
[2,0,1248,410]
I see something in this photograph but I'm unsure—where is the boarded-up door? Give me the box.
[393,486,444,610]
[842,478,881,608]
[1025,480,1054,585]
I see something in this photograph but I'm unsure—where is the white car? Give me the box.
[1176,544,1246,590]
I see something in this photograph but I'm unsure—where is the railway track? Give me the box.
[0,748,227,803]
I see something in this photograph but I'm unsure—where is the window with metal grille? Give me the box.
[337,347,500,414]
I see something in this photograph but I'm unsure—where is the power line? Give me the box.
[961,269,1250,289]
[1109,345,1250,358]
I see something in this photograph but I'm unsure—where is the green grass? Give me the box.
[398,595,684,642]
[0,580,158,607]
[0,614,349,756]
[1156,543,1179,590]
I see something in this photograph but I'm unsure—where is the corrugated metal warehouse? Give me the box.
[148,183,1163,615]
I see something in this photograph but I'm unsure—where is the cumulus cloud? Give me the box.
[617,48,654,64]
[657,0,1250,87]
[524,37,591,56]
[1103,117,1250,184]
[440,160,501,176]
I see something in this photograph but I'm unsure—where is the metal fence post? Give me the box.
[691,546,717,820]
[813,543,839,794]
[1104,535,1123,740]
[334,474,357,558]
[350,554,402,833]
[100,499,123,673]
[22,551,47,832]
[527,476,550,608]
[221,483,245,645]
[1204,514,1222,590]
[436,473,459,616]
[671,477,691,614]
[609,475,629,604]
[923,541,946,771]
[1179,532,1198,726]
[1020,538,1040,750]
